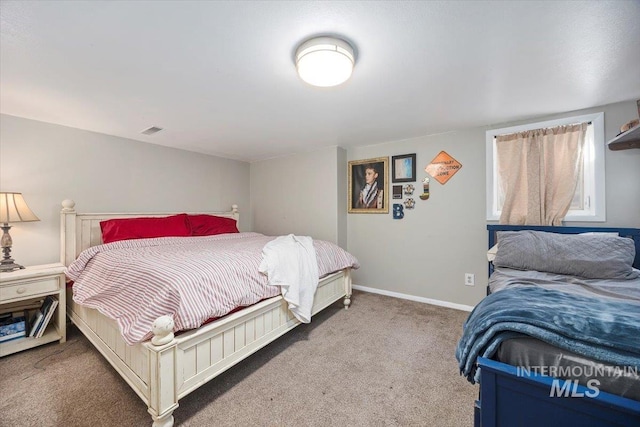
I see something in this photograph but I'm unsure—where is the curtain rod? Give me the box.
[493,121,592,139]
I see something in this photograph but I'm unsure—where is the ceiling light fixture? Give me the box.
[295,36,355,87]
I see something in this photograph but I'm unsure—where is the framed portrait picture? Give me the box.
[392,153,416,183]
[348,157,389,214]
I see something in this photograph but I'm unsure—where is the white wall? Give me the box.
[347,129,489,307]
[347,101,640,307]
[0,114,251,267]
[250,146,347,246]
[336,147,347,249]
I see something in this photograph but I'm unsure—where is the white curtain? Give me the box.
[496,123,587,226]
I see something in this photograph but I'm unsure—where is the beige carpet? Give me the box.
[0,291,477,426]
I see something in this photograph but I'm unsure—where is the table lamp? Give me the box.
[0,192,40,272]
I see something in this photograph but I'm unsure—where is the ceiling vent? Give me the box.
[141,126,163,135]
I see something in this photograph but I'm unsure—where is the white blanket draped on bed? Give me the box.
[259,234,319,323]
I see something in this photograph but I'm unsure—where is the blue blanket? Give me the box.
[455,286,640,383]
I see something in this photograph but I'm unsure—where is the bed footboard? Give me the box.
[67,268,351,426]
[476,357,640,427]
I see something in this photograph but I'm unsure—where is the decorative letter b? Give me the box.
[393,204,404,219]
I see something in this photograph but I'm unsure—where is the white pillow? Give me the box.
[487,244,498,262]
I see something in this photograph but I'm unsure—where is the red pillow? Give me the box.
[187,214,239,236]
[100,214,191,244]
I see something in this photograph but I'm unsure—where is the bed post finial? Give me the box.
[61,200,77,266]
[61,199,76,212]
[151,316,175,346]
[231,204,239,214]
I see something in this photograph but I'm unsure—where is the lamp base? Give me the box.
[0,260,25,272]
[1,223,25,272]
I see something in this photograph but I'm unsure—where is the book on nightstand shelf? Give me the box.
[28,296,58,338]
[0,314,27,343]
[35,297,58,338]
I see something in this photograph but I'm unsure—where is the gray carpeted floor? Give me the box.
[0,291,477,426]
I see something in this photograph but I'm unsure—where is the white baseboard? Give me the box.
[352,284,475,312]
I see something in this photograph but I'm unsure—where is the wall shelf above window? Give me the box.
[608,125,640,150]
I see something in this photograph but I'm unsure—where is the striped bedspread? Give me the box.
[65,232,359,345]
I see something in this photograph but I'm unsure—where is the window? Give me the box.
[486,112,605,222]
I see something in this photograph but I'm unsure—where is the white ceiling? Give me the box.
[2,1,639,163]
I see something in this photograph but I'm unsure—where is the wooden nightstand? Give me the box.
[0,263,66,357]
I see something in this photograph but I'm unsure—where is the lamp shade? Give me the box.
[295,37,355,87]
[0,192,40,223]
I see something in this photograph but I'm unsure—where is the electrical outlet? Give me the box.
[465,273,475,286]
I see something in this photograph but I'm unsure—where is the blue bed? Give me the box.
[461,225,640,427]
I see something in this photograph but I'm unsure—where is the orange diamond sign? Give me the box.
[425,151,462,184]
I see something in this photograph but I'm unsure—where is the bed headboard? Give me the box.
[487,225,640,271]
[60,200,240,266]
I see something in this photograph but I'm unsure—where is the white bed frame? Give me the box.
[60,200,352,427]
